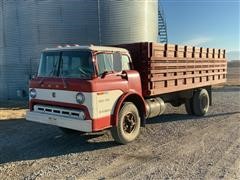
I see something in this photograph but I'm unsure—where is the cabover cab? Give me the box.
[26,45,146,144]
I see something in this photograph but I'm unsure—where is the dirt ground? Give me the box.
[226,61,240,86]
[0,64,239,179]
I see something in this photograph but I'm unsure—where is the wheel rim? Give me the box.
[123,113,136,134]
[201,94,208,111]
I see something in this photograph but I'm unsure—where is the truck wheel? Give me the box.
[111,102,141,144]
[193,89,209,116]
[59,127,84,135]
[185,98,194,115]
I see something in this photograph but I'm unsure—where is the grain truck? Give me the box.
[26,42,227,144]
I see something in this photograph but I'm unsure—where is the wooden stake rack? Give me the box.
[116,42,227,97]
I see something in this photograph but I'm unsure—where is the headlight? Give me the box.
[29,88,37,98]
[79,111,86,120]
[76,92,85,104]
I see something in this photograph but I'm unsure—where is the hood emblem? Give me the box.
[52,92,56,98]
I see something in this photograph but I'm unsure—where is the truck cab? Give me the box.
[26,45,146,144]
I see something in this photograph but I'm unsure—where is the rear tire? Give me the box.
[192,89,209,116]
[185,98,194,115]
[111,102,141,144]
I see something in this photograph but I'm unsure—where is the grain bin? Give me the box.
[0,0,159,99]
[99,0,158,45]
[0,0,99,99]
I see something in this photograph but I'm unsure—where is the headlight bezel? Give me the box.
[29,88,37,98]
[76,92,85,104]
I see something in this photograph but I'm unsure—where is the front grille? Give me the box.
[34,105,84,119]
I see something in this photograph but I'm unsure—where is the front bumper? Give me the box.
[26,111,92,132]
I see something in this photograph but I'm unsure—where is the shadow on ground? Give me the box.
[0,119,116,164]
[148,111,240,124]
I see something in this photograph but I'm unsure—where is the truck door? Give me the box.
[93,52,130,128]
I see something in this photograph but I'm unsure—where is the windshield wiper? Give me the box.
[59,56,67,89]
[49,59,59,77]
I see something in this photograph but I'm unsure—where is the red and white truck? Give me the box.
[26,42,227,144]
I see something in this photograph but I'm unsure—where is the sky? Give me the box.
[161,0,240,60]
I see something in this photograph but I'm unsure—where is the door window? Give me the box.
[96,53,113,76]
[121,55,131,70]
[96,53,131,76]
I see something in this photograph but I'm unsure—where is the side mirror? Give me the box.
[116,71,127,79]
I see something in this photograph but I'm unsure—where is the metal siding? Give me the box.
[0,1,22,99]
[34,0,99,45]
[99,0,158,45]
[0,0,99,99]
[0,0,158,99]
[0,1,4,48]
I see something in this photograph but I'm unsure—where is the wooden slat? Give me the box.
[149,59,227,63]
[176,45,185,52]
[150,79,226,95]
[150,67,226,74]
[207,48,214,53]
[193,47,201,53]
[150,56,226,61]
[151,42,165,51]
[150,71,227,81]
[150,62,227,67]
[152,75,225,88]
[185,46,193,52]
[165,44,176,51]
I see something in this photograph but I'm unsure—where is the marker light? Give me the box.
[29,88,37,98]
[76,92,85,104]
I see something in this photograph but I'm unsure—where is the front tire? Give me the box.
[111,102,141,144]
[192,89,210,116]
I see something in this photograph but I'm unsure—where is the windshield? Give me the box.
[38,51,94,79]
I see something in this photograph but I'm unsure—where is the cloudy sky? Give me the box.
[161,0,240,60]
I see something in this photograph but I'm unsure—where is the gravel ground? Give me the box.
[0,86,239,180]
[227,61,240,86]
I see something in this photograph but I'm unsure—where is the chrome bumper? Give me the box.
[26,111,92,132]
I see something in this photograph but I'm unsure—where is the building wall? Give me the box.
[0,0,158,99]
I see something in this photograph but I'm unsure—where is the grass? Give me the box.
[0,100,28,120]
